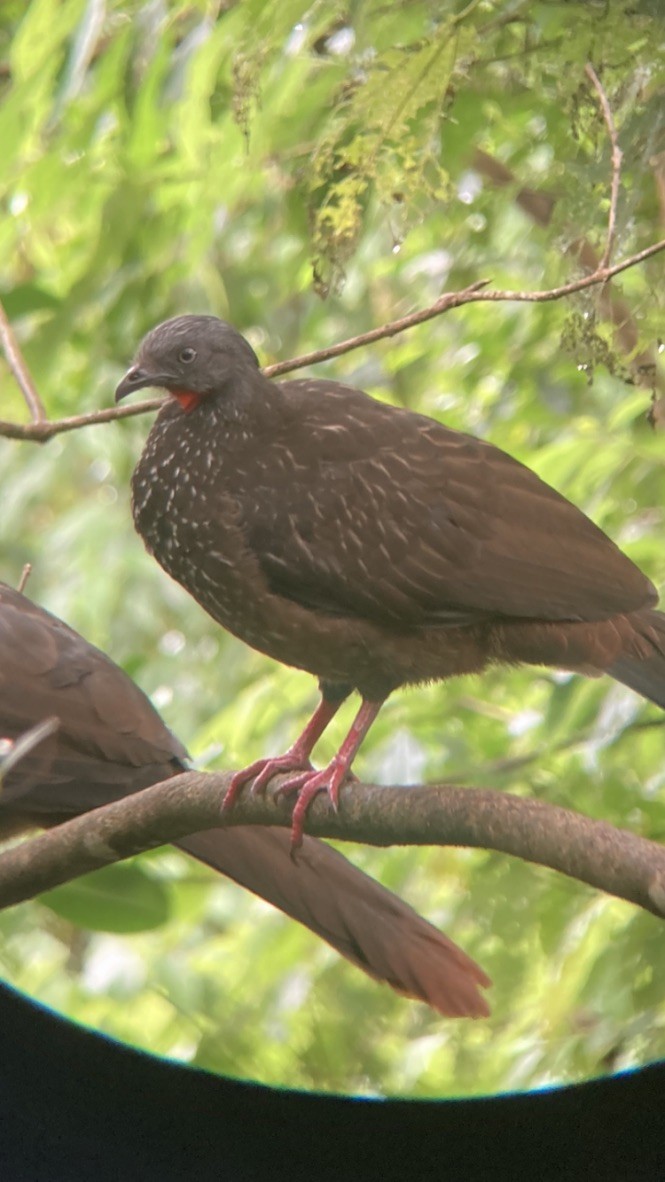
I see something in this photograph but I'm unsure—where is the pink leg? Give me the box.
[276,698,384,850]
[223,695,343,813]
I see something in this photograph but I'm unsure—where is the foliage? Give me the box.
[0,0,663,1097]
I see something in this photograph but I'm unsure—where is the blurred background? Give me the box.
[0,0,663,1096]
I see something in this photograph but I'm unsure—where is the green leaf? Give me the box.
[39,862,172,933]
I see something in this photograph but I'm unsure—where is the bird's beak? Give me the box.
[115,366,172,402]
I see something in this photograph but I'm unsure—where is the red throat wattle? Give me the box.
[171,389,204,414]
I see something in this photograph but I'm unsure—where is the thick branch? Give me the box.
[1,238,664,444]
[0,771,663,919]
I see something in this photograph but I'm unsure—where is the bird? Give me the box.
[115,314,665,848]
[0,582,491,1018]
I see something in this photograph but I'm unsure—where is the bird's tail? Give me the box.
[609,609,665,710]
[178,828,491,1019]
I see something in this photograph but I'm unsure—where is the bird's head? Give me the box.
[115,315,261,414]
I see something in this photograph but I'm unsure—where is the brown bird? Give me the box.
[116,314,665,847]
[0,582,490,1017]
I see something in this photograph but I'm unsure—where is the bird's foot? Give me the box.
[274,757,351,851]
[223,751,314,813]
[222,695,345,816]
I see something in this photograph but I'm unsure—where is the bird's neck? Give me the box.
[159,370,286,435]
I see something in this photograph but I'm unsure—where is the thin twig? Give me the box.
[0,771,664,918]
[585,63,623,270]
[16,564,32,594]
[0,299,47,422]
[267,238,665,378]
[473,147,662,392]
[0,396,165,443]
[0,718,59,782]
[263,279,491,377]
[1,238,663,445]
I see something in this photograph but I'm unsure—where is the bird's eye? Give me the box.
[179,348,196,363]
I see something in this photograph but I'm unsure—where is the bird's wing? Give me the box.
[242,381,655,627]
[0,584,186,811]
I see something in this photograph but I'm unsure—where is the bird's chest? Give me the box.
[131,425,266,631]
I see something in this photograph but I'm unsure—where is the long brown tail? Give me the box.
[609,609,665,710]
[178,828,490,1018]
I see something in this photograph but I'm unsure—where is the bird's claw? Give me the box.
[250,755,315,797]
[275,760,350,851]
[223,752,314,813]
[224,752,352,853]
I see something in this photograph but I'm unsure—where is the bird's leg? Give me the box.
[275,698,384,850]
[223,694,344,812]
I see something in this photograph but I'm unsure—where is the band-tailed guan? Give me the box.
[0,582,490,1017]
[116,315,665,846]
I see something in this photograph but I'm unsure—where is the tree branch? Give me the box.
[1,238,664,444]
[0,395,165,443]
[0,771,663,919]
[585,62,623,270]
[262,279,491,376]
[472,147,662,391]
[0,299,47,422]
